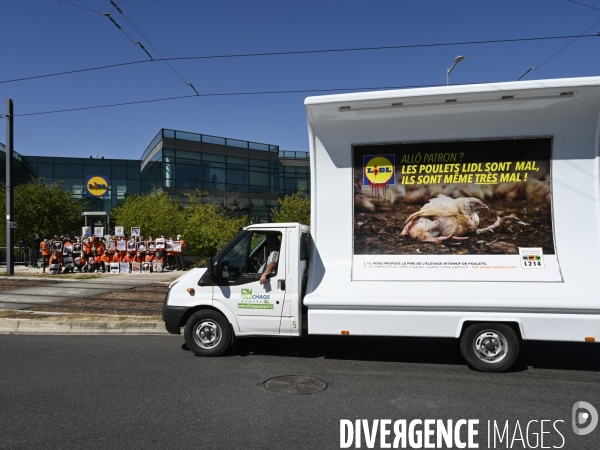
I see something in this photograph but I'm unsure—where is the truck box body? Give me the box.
[303,77,600,342]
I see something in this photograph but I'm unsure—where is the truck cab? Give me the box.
[162,223,310,355]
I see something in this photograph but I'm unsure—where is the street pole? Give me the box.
[447,56,465,86]
[6,99,14,275]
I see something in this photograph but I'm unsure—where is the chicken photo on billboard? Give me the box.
[353,138,554,257]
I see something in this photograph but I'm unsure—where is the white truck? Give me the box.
[163,77,600,372]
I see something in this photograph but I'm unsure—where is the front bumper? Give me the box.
[162,305,189,335]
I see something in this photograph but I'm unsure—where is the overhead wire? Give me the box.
[58,0,150,58]
[9,3,600,118]
[535,18,600,70]
[567,0,600,12]
[12,82,467,117]
[517,2,600,80]
[57,0,103,15]
[1,34,599,86]
[109,2,197,94]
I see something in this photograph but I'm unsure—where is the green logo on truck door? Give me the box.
[238,289,273,309]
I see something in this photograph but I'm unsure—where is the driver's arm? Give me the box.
[259,261,278,285]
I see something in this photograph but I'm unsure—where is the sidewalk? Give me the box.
[0,266,186,335]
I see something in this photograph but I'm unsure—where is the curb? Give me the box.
[0,320,171,335]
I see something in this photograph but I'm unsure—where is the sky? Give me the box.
[1,0,600,159]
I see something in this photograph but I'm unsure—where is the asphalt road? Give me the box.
[1,334,599,450]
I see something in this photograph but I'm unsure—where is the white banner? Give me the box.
[115,226,124,237]
[352,254,563,282]
[94,227,104,237]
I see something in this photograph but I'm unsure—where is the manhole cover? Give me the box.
[260,375,328,395]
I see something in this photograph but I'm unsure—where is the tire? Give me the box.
[184,310,231,357]
[460,323,519,373]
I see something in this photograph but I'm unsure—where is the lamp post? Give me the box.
[447,55,465,86]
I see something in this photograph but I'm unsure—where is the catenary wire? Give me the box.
[535,17,600,69]
[1,34,599,86]
[115,7,182,81]
[113,4,195,91]
[58,1,149,56]
[567,0,600,12]
[12,84,448,117]
[58,0,103,15]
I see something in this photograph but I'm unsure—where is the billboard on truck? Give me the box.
[353,137,562,282]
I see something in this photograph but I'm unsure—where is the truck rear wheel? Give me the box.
[184,310,231,357]
[460,323,519,373]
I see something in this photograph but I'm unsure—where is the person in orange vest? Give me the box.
[175,234,186,271]
[48,250,62,274]
[112,250,123,263]
[100,252,112,272]
[123,251,135,272]
[93,250,106,273]
[83,238,93,258]
[92,237,105,256]
[50,234,64,265]
[62,238,75,274]
[134,251,144,264]
[40,239,51,273]
[144,252,154,273]
[74,256,85,273]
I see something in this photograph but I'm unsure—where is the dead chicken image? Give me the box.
[401,195,501,244]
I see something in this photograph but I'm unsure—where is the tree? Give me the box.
[272,190,311,225]
[110,192,184,238]
[0,178,84,245]
[182,194,248,258]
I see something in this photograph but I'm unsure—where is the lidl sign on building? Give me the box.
[85,175,110,197]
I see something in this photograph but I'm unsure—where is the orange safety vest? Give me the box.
[93,239,105,255]
[40,241,50,256]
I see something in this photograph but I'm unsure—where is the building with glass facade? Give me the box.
[141,129,310,222]
[1,128,310,226]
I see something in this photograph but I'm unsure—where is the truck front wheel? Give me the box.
[184,310,231,357]
[460,323,519,373]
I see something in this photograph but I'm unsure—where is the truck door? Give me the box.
[212,229,286,335]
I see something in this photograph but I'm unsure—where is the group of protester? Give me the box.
[21,233,186,274]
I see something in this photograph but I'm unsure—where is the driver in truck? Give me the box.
[258,234,280,285]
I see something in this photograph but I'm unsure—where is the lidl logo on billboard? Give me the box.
[363,155,395,186]
[86,175,110,197]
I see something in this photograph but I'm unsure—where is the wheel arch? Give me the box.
[458,319,524,340]
[180,302,240,335]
